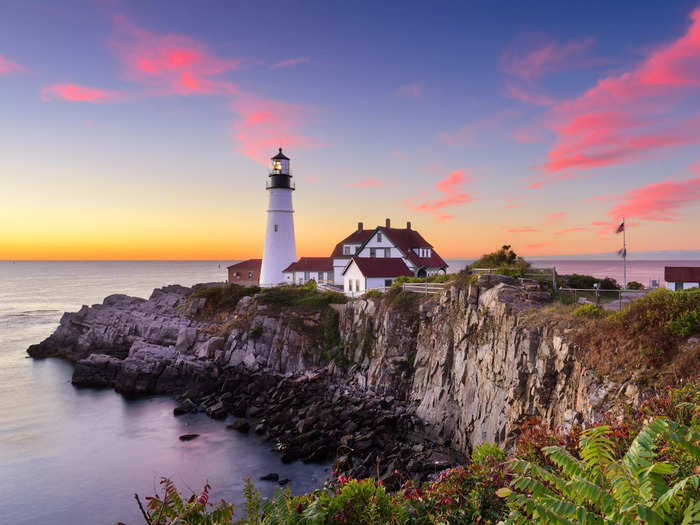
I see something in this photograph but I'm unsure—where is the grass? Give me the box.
[188,283,260,318]
[257,285,347,310]
[573,287,700,385]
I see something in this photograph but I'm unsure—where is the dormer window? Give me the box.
[377,232,382,242]
[343,245,351,255]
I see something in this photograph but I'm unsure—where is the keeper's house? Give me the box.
[337,218,447,296]
[664,266,700,291]
[227,259,262,285]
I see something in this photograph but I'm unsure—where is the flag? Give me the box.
[618,247,627,257]
[615,221,625,233]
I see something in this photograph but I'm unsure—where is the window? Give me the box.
[304,271,310,281]
[343,245,351,255]
[384,279,392,287]
[235,272,240,277]
[377,233,382,242]
[327,270,334,281]
[384,248,390,258]
[370,248,376,257]
[675,282,683,291]
[248,271,253,279]
[274,224,278,232]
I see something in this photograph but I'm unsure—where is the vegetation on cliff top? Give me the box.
[131,383,699,524]
[573,287,700,386]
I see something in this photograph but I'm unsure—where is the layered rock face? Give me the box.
[339,276,626,453]
[29,276,630,461]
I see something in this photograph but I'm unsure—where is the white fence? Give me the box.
[401,282,448,295]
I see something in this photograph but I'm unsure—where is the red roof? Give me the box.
[665,266,700,282]
[344,257,412,278]
[283,257,333,273]
[227,259,262,271]
[374,227,448,269]
[330,228,375,257]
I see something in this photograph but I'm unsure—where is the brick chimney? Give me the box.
[385,218,391,228]
[406,221,411,230]
[357,221,363,231]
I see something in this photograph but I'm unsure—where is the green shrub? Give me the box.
[572,303,605,318]
[189,283,260,316]
[362,289,385,300]
[666,309,700,337]
[565,273,620,290]
[472,244,530,270]
[627,281,644,290]
[258,286,347,309]
[471,441,506,466]
[500,417,700,524]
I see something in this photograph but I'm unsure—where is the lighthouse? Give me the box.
[259,148,297,287]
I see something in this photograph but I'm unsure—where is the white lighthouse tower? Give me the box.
[259,148,297,287]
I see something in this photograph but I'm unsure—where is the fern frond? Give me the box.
[580,426,616,484]
[656,475,700,516]
[566,476,617,515]
[542,446,586,479]
[622,417,668,472]
[681,499,700,525]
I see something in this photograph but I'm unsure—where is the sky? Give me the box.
[1,0,699,260]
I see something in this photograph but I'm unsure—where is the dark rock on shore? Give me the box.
[179,434,199,441]
[260,473,279,481]
[227,418,250,433]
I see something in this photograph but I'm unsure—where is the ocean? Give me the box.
[0,261,329,525]
[0,259,696,524]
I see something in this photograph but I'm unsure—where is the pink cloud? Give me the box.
[527,171,576,189]
[605,173,700,222]
[41,83,122,103]
[501,37,598,81]
[347,177,387,188]
[547,211,567,222]
[229,95,318,164]
[526,243,547,250]
[403,169,474,221]
[506,226,540,233]
[554,227,587,235]
[440,110,514,145]
[396,82,424,98]
[110,14,241,96]
[504,195,527,209]
[0,54,25,75]
[505,82,556,107]
[543,7,700,177]
[270,57,309,69]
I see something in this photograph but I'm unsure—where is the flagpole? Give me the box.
[623,217,627,289]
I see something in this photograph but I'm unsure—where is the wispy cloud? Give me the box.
[396,82,424,98]
[606,169,700,222]
[270,57,309,69]
[41,83,123,103]
[403,169,474,221]
[0,53,25,75]
[347,177,387,188]
[440,110,514,145]
[506,226,540,233]
[229,95,319,165]
[554,226,587,235]
[501,37,599,81]
[540,7,700,182]
[41,14,321,164]
[546,211,567,222]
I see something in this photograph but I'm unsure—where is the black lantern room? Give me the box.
[268,148,294,190]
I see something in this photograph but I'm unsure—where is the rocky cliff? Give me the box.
[338,275,632,453]
[28,276,634,464]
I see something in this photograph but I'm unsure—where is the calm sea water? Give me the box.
[0,261,330,525]
[1,259,695,525]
